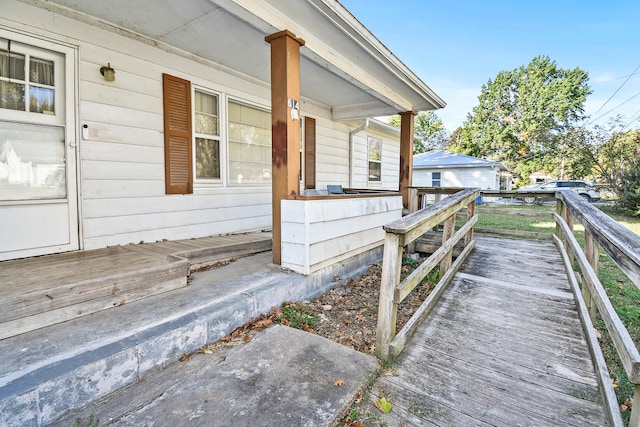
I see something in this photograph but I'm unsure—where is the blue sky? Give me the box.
[340,0,640,132]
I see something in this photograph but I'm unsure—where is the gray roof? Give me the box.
[413,150,508,171]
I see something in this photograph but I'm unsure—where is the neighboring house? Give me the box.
[413,150,511,190]
[529,171,555,184]
[0,0,445,269]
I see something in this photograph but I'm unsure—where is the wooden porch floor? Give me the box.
[371,236,610,426]
[0,232,272,339]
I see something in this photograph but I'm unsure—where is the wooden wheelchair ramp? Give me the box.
[373,236,610,426]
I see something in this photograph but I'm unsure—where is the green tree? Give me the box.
[454,55,591,186]
[563,117,640,197]
[389,111,449,154]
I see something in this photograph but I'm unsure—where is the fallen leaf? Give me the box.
[355,315,366,322]
[253,318,272,329]
[373,397,392,414]
[203,348,214,354]
[244,334,252,343]
[620,404,628,412]
[624,398,633,408]
[351,422,364,427]
[383,368,398,376]
[119,300,126,306]
[333,379,345,386]
[180,352,191,362]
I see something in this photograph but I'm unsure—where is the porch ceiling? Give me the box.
[30,0,445,120]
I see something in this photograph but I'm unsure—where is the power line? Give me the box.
[588,63,640,121]
[621,107,640,131]
[588,90,640,124]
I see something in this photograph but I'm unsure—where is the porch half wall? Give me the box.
[281,195,402,275]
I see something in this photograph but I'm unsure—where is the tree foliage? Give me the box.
[389,111,449,154]
[450,55,591,186]
[562,118,639,192]
[618,146,640,213]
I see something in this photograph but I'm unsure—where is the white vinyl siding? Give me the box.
[2,1,403,252]
[413,167,502,190]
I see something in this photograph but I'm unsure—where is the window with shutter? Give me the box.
[304,116,316,189]
[162,73,192,194]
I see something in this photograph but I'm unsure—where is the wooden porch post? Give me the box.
[265,30,305,265]
[399,111,416,209]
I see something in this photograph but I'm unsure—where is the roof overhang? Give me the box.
[22,0,445,120]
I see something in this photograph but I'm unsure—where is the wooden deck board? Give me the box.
[0,232,272,338]
[368,236,609,426]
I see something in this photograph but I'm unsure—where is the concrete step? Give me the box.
[0,247,380,426]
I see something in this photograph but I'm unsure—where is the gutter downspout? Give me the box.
[348,119,369,188]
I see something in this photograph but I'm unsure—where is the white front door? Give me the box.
[0,33,78,261]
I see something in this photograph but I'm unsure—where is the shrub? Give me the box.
[617,146,640,215]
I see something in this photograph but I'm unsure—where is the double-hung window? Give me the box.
[368,136,381,182]
[194,90,220,180]
[227,100,271,185]
[432,172,441,187]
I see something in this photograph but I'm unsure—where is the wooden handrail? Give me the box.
[555,191,640,427]
[559,191,640,287]
[375,188,479,359]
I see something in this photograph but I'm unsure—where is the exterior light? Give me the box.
[100,63,115,82]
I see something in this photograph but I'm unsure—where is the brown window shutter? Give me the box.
[304,116,316,189]
[162,73,193,194]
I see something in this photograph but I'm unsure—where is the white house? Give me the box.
[0,0,445,273]
[413,150,511,191]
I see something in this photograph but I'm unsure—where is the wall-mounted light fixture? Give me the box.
[100,63,115,82]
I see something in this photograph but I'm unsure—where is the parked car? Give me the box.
[517,180,601,203]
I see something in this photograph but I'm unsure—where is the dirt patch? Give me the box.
[198,258,436,358]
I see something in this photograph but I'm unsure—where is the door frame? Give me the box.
[0,28,80,260]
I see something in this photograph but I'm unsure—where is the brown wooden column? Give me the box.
[399,111,416,209]
[265,30,305,265]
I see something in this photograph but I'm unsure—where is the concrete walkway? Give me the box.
[51,325,377,427]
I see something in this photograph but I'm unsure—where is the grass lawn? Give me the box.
[476,203,639,425]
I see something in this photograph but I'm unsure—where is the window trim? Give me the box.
[193,87,223,186]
